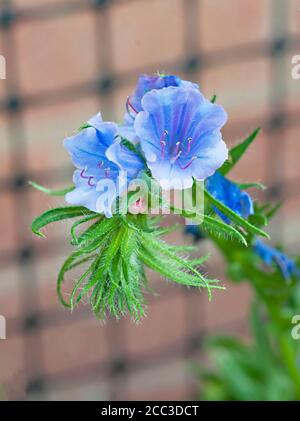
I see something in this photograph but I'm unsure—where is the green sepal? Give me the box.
[211,94,217,104]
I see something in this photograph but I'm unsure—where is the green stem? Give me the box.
[212,236,300,399]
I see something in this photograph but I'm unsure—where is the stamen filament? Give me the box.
[187,137,193,153]
[171,150,182,164]
[160,130,168,159]
[174,141,180,155]
[126,96,138,115]
[80,169,96,186]
[178,156,197,170]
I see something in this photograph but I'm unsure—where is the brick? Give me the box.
[124,292,186,358]
[284,127,300,183]
[41,317,109,375]
[15,11,97,95]
[126,359,190,400]
[0,266,21,319]
[0,192,17,254]
[200,58,270,123]
[282,194,300,246]
[289,0,300,36]
[0,121,10,180]
[202,281,252,331]
[111,0,183,73]
[0,335,25,399]
[46,379,110,401]
[199,0,271,51]
[25,97,99,174]
[14,0,73,8]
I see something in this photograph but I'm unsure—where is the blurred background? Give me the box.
[0,0,299,401]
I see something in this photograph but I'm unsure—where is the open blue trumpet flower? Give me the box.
[134,86,228,190]
[64,113,144,217]
[120,73,198,143]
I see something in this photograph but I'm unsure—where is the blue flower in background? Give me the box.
[120,73,198,143]
[205,171,254,223]
[134,86,228,190]
[185,225,205,242]
[64,113,144,216]
[253,239,300,281]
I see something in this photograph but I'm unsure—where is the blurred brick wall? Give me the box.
[0,0,299,401]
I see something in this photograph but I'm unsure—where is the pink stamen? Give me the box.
[80,169,96,186]
[187,137,193,153]
[126,96,138,115]
[105,168,110,178]
[88,178,96,187]
[160,130,168,159]
[97,160,104,168]
[178,156,197,170]
[171,150,182,163]
[174,141,180,155]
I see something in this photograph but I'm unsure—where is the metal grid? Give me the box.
[0,0,299,400]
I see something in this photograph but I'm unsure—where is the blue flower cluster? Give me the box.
[184,170,300,282]
[205,172,254,223]
[64,73,228,216]
[253,239,300,281]
[185,172,254,237]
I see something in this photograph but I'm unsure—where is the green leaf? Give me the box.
[248,213,267,227]
[31,206,95,237]
[220,128,261,175]
[57,250,96,307]
[140,231,215,297]
[211,94,217,104]
[29,181,74,196]
[139,242,223,295]
[265,201,282,220]
[70,214,102,245]
[201,214,248,246]
[237,182,266,191]
[250,301,272,355]
[204,188,269,239]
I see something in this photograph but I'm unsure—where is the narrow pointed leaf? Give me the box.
[31,206,95,237]
[204,189,269,239]
[237,182,266,190]
[70,214,102,244]
[220,128,261,175]
[202,214,248,246]
[29,181,74,196]
[265,201,282,220]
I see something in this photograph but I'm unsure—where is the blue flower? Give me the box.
[185,225,204,242]
[64,113,145,217]
[253,239,300,281]
[134,86,228,190]
[205,172,254,223]
[120,73,198,143]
